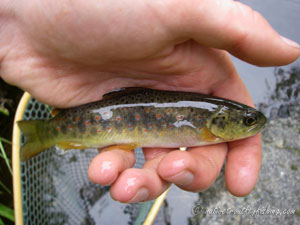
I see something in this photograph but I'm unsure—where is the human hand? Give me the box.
[1,0,299,202]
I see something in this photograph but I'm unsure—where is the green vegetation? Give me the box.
[0,107,9,116]
[0,203,14,224]
[0,137,14,224]
[0,138,12,175]
[0,98,12,117]
[0,78,22,225]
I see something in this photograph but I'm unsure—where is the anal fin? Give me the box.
[100,143,138,152]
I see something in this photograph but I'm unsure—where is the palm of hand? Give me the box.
[4,0,243,107]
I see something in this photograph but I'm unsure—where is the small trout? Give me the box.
[18,88,266,161]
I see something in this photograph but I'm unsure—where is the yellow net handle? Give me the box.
[12,92,31,225]
[143,147,187,225]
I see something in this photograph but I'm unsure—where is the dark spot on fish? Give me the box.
[128,123,134,130]
[52,128,58,136]
[217,120,225,129]
[78,122,86,133]
[71,132,77,138]
[89,115,96,124]
[90,127,97,135]
[61,125,67,134]
[126,113,136,127]
[212,118,217,125]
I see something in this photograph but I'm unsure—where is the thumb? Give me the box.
[169,0,300,66]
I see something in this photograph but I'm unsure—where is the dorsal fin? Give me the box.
[102,87,151,99]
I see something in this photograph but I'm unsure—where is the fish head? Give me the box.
[206,106,267,141]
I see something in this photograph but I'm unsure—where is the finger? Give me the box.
[88,148,136,185]
[142,147,176,161]
[170,0,300,66]
[110,148,171,203]
[225,135,262,196]
[158,144,227,192]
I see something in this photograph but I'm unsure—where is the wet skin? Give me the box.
[19,88,266,160]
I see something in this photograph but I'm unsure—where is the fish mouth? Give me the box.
[259,112,267,128]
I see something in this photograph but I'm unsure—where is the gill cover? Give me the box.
[206,107,266,141]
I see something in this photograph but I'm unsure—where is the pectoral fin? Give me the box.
[202,127,221,142]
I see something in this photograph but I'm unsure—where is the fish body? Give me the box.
[18,88,266,161]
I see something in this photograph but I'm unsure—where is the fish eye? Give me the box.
[243,112,258,126]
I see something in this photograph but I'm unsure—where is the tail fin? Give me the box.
[17,120,52,161]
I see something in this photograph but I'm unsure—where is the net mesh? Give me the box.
[19,98,158,225]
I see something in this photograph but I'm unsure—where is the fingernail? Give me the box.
[128,188,149,203]
[281,36,300,49]
[168,171,194,186]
